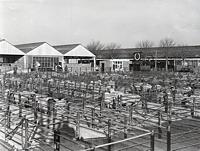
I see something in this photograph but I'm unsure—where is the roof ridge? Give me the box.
[15,41,46,46]
[0,39,5,42]
[53,43,80,47]
[102,45,200,51]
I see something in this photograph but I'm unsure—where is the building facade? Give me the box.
[94,45,200,72]
[53,44,96,73]
[15,42,63,71]
[0,39,25,72]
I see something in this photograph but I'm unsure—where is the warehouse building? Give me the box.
[53,44,96,73]
[94,45,200,72]
[14,42,96,73]
[0,39,25,72]
[15,42,63,71]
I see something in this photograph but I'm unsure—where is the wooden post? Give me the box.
[150,130,155,151]
[67,103,70,122]
[75,80,77,92]
[24,118,29,150]
[112,98,116,109]
[75,112,80,139]
[91,107,95,128]
[100,93,104,116]
[92,81,95,103]
[124,116,128,138]
[14,81,17,92]
[99,84,102,94]
[158,111,162,139]
[164,92,168,113]
[19,93,22,118]
[86,83,88,99]
[167,121,171,151]
[68,81,70,95]
[47,99,52,129]
[191,97,195,118]
[107,119,112,151]
[33,94,38,123]
[129,106,133,124]
[48,81,52,97]
[82,97,85,111]
[53,101,56,130]
[6,91,11,130]
[54,130,60,151]
[7,111,11,129]
[117,95,121,109]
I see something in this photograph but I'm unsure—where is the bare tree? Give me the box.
[159,38,176,71]
[135,40,154,48]
[105,42,121,49]
[86,40,121,55]
[86,41,105,53]
[159,38,176,47]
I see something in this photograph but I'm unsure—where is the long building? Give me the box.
[14,42,96,72]
[94,45,200,72]
[0,39,96,73]
[1,39,200,73]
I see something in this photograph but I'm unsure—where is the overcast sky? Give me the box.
[0,0,200,47]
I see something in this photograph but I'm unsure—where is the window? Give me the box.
[112,61,123,71]
[33,57,59,69]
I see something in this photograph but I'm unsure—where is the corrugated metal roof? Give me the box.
[64,45,95,57]
[0,39,25,55]
[53,44,80,54]
[15,42,63,56]
[94,45,200,59]
[26,43,63,56]
[15,42,45,53]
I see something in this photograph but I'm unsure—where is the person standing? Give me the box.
[13,65,18,75]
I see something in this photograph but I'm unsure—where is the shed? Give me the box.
[16,42,63,71]
[0,39,24,63]
[0,39,25,73]
[53,44,96,72]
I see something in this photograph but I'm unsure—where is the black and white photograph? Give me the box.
[0,0,200,150]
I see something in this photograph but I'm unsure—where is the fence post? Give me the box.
[108,119,112,151]
[129,106,133,124]
[124,116,128,138]
[91,107,95,128]
[33,94,38,123]
[19,93,22,118]
[75,112,80,139]
[54,130,60,151]
[24,118,29,150]
[191,97,195,118]
[82,97,85,111]
[92,81,95,102]
[53,101,56,130]
[100,93,104,116]
[158,110,162,139]
[167,121,171,151]
[150,130,155,151]
[67,102,70,122]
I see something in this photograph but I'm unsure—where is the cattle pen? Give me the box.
[0,71,200,151]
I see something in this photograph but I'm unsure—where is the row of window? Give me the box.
[33,57,59,68]
[112,61,123,70]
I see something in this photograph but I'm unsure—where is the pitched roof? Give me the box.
[0,39,25,55]
[15,42,46,53]
[94,45,200,59]
[53,44,80,54]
